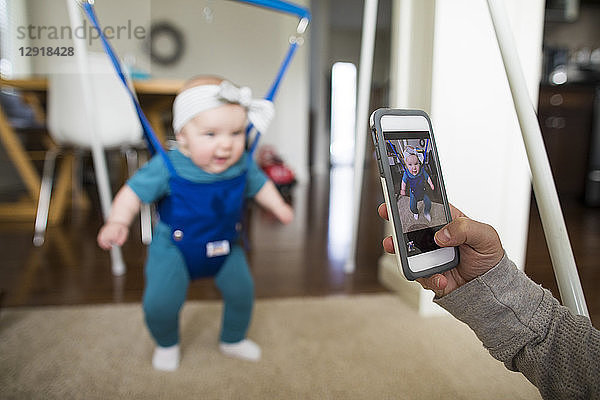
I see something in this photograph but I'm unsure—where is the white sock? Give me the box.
[424,212,431,222]
[413,213,419,220]
[152,344,180,371]
[219,339,261,362]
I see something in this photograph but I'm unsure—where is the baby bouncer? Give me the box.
[71,0,310,275]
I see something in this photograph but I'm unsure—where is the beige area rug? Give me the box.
[1,294,541,399]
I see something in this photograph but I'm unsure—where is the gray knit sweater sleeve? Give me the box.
[434,255,600,399]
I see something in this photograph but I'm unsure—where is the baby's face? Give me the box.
[406,154,420,175]
[177,104,247,174]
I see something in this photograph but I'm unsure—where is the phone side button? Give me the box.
[377,159,385,177]
[374,146,384,176]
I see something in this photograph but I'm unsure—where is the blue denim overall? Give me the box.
[404,168,432,216]
[405,169,425,200]
[156,156,247,280]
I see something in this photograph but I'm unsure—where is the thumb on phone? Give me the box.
[434,216,503,264]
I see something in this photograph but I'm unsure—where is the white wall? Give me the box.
[2,0,32,77]
[431,0,545,269]
[381,0,544,316]
[24,0,150,74]
[388,0,545,270]
[24,0,310,180]
[389,0,434,110]
[308,0,392,174]
[308,0,331,176]
[149,1,310,181]
[382,0,443,316]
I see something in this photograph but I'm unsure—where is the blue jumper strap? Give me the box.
[234,1,311,155]
[387,141,406,169]
[232,0,310,19]
[247,40,299,155]
[81,0,308,171]
[81,2,177,176]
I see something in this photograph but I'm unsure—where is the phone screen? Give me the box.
[383,131,450,257]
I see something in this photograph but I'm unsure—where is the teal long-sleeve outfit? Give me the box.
[127,149,267,347]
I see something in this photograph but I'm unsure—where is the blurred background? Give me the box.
[0,0,598,324]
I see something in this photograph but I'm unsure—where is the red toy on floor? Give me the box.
[257,145,296,197]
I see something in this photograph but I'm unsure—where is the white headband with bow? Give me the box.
[172,80,275,134]
[403,148,424,164]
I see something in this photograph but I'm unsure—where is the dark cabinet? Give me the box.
[538,84,596,198]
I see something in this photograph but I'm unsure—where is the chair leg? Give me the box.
[72,149,83,211]
[125,147,152,245]
[89,143,125,275]
[139,161,153,245]
[124,148,138,177]
[33,147,60,246]
[110,245,126,276]
[140,203,153,245]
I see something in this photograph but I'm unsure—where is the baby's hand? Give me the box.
[97,221,130,250]
[276,203,294,225]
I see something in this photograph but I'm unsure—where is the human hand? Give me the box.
[400,190,406,196]
[275,203,294,225]
[97,221,130,250]
[377,203,504,297]
[430,183,435,191]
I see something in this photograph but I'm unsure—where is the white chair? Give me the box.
[33,52,152,272]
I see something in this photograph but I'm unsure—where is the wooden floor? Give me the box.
[0,163,386,307]
[1,160,598,326]
[525,195,600,325]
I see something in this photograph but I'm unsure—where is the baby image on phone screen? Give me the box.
[400,147,435,222]
[386,138,447,233]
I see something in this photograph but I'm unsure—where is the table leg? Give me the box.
[0,106,41,198]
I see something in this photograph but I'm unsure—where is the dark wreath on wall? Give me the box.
[146,21,185,66]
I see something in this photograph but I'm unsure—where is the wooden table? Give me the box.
[0,77,183,222]
[132,79,184,143]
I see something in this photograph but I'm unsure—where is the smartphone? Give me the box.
[370,108,459,280]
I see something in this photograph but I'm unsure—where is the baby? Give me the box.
[97,76,293,371]
[400,149,434,222]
